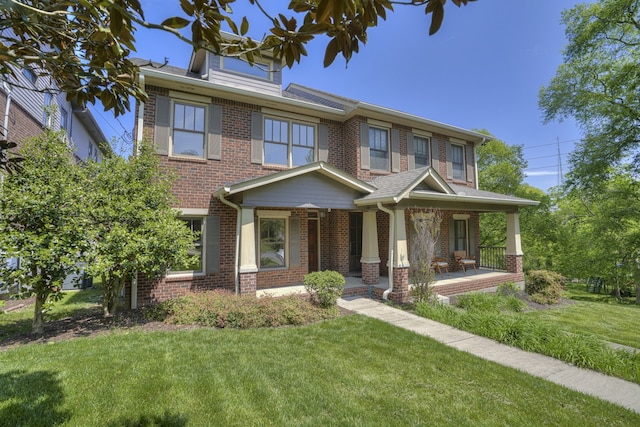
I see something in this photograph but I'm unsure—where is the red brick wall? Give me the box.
[0,91,44,147]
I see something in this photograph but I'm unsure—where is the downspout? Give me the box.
[475,137,486,190]
[377,202,394,300]
[219,192,241,295]
[131,73,145,310]
[2,81,11,142]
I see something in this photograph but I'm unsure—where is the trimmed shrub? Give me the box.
[525,270,566,304]
[145,290,338,328]
[303,270,345,308]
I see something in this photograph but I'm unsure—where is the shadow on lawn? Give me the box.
[0,370,70,425]
[105,411,188,427]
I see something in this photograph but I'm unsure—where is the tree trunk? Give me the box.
[32,294,45,334]
[636,283,640,305]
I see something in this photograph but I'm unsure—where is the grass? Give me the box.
[0,286,102,341]
[523,282,640,348]
[413,283,640,383]
[1,315,639,426]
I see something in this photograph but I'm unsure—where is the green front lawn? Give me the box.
[1,316,639,426]
[523,282,640,348]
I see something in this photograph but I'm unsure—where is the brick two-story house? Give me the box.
[129,48,537,307]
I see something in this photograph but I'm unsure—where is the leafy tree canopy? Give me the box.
[539,0,640,190]
[0,0,477,116]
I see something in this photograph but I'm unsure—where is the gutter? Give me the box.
[2,81,12,141]
[377,202,394,301]
[219,192,241,295]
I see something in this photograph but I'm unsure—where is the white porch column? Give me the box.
[239,207,258,272]
[393,208,410,268]
[361,210,380,263]
[506,211,523,256]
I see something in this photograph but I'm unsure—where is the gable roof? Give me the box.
[213,161,376,197]
[355,167,539,208]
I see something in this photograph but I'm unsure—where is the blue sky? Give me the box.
[91,0,585,192]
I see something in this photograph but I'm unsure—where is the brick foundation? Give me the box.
[239,272,257,295]
[506,254,523,274]
[389,267,410,303]
[361,262,380,285]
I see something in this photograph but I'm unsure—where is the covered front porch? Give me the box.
[257,268,522,301]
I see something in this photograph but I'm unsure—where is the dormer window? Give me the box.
[221,56,271,80]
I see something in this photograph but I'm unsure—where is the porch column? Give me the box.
[390,208,411,303]
[506,211,523,274]
[239,207,258,295]
[361,210,380,285]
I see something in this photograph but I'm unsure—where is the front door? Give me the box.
[308,218,319,272]
[349,212,363,273]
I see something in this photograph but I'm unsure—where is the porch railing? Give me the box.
[478,246,507,271]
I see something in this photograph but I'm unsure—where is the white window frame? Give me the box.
[263,116,316,167]
[42,92,53,127]
[414,135,431,169]
[369,126,390,171]
[222,56,273,81]
[257,210,290,270]
[171,100,207,158]
[451,143,465,181]
[60,107,69,134]
[169,215,206,277]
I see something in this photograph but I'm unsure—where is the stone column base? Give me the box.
[362,262,380,285]
[389,267,410,304]
[239,271,257,295]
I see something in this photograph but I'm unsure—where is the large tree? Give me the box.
[82,141,195,316]
[539,0,640,189]
[0,0,477,116]
[0,130,87,334]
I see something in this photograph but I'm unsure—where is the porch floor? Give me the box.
[256,268,516,299]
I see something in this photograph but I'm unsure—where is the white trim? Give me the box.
[257,210,291,218]
[367,118,392,128]
[412,129,433,138]
[169,90,212,104]
[179,208,210,216]
[449,137,467,144]
[261,107,320,124]
[453,214,470,220]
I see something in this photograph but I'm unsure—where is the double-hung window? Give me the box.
[369,127,389,171]
[453,219,468,251]
[264,117,315,167]
[414,136,430,169]
[451,144,465,180]
[172,218,203,273]
[259,217,287,268]
[173,102,206,157]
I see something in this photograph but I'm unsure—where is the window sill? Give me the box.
[166,272,205,282]
[259,266,288,272]
[168,155,208,164]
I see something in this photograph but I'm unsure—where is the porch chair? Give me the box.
[432,257,450,279]
[453,250,477,275]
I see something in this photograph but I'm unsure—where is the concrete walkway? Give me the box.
[338,296,640,414]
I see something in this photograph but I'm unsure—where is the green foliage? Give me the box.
[303,270,345,308]
[0,131,87,333]
[82,140,195,317]
[539,0,640,188]
[148,290,338,328]
[525,270,566,304]
[0,140,24,175]
[456,291,526,314]
[0,1,474,115]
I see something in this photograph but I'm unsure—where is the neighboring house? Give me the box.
[1,63,112,291]
[129,47,538,307]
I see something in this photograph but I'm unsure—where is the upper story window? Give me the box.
[369,127,389,171]
[60,108,69,133]
[451,144,465,180]
[414,136,430,169]
[222,56,271,80]
[173,102,206,157]
[264,117,315,167]
[22,67,37,85]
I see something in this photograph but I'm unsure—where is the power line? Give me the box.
[524,163,570,171]
[521,138,580,151]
